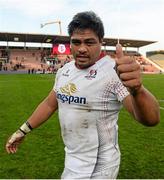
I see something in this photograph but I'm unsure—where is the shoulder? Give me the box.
[56,61,75,75]
[96,55,117,76]
[102,55,115,64]
[97,55,116,69]
[61,60,75,70]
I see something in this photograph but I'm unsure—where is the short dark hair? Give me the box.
[68,11,104,41]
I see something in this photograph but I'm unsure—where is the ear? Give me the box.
[99,38,103,43]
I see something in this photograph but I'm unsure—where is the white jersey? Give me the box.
[53,55,129,178]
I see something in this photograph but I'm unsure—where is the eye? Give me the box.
[71,39,81,46]
[85,40,97,46]
[86,41,96,46]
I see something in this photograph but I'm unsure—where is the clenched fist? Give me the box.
[115,44,142,95]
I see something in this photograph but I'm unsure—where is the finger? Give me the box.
[8,144,17,154]
[6,143,14,154]
[116,43,124,59]
[117,61,140,73]
[6,139,14,153]
[121,79,142,89]
[10,146,16,154]
[6,144,11,154]
[11,145,17,153]
[119,71,141,81]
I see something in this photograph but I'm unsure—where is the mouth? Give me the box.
[76,56,89,61]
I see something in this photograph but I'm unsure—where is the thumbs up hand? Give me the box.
[115,44,142,95]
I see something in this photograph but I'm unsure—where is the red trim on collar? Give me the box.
[98,52,105,60]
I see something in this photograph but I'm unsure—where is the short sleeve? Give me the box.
[112,73,130,102]
[53,68,62,93]
[114,80,129,102]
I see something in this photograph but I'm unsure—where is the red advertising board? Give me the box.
[53,44,71,55]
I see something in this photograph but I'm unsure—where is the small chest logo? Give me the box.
[62,69,70,77]
[85,69,97,80]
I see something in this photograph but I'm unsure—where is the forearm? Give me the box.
[6,90,58,153]
[131,86,160,126]
[27,98,56,129]
[26,90,58,129]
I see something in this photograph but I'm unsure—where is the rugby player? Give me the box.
[6,11,160,179]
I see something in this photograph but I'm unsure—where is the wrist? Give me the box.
[19,121,33,135]
[8,129,25,144]
[129,84,143,97]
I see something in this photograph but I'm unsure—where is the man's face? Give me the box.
[70,29,102,69]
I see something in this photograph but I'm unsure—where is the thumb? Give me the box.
[116,43,124,59]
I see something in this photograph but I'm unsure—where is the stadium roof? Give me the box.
[0,32,157,48]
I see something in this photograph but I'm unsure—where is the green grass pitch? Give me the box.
[0,74,164,179]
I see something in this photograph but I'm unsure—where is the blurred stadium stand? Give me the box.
[0,32,163,74]
[146,50,164,70]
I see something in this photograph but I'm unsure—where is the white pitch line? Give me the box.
[160,107,164,110]
[158,99,164,102]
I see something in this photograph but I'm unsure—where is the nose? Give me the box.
[78,44,87,54]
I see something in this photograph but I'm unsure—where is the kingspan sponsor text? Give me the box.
[57,92,86,104]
